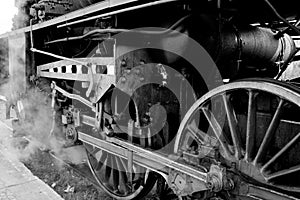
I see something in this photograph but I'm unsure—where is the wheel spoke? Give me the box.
[111,155,120,192]
[245,90,256,162]
[85,144,156,198]
[262,132,300,173]
[95,151,107,171]
[116,157,130,194]
[133,165,145,186]
[222,93,242,159]
[201,107,232,158]
[118,157,130,178]
[266,164,300,180]
[186,120,206,144]
[90,148,100,155]
[104,155,112,183]
[254,99,284,165]
[175,80,300,195]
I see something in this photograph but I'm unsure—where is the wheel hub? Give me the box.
[175,80,300,199]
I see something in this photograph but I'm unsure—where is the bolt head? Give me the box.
[120,77,127,83]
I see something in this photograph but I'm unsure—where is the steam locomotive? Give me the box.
[1,0,300,199]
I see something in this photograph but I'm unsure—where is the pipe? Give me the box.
[30,14,89,65]
[53,82,95,111]
[57,0,179,28]
[31,48,86,65]
[45,29,127,44]
[47,15,191,45]
[263,0,300,35]
[275,49,299,79]
[30,21,95,98]
[30,19,34,49]
[283,18,300,34]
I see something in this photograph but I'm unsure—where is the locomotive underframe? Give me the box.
[33,42,300,199]
[2,0,300,199]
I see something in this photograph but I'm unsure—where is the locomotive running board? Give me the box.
[77,131,208,182]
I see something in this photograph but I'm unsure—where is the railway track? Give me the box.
[22,134,102,190]
[0,117,102,196]
[17,136,165,200]
[48,147,103,189]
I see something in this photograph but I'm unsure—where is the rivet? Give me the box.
[121,60,126,66]
[120,77,127,83]
[135,69,141,75]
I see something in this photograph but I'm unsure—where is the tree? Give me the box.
[0,38,9,85]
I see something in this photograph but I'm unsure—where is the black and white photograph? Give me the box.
[0,0,300,199]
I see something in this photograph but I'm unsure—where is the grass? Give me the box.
[23,149,112,200]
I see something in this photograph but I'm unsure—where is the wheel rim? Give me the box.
[85,142,156,200]
[174,80,300,196]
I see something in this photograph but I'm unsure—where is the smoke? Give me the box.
[10,87,86,166]
[8,87,60,159]
[0,0,87,165]
[0,57,85,170]
[12,0,34,29]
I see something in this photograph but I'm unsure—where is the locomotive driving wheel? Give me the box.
[85,138,156,200]
[84,94,159,200]
[175,79,300,199]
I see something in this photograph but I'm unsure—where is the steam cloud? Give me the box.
[13,0,33,29]
[5,82,86,166]
[1,78,86,167]
[0,17,85,168]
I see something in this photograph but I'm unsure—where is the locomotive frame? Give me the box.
[1,0,300,199]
